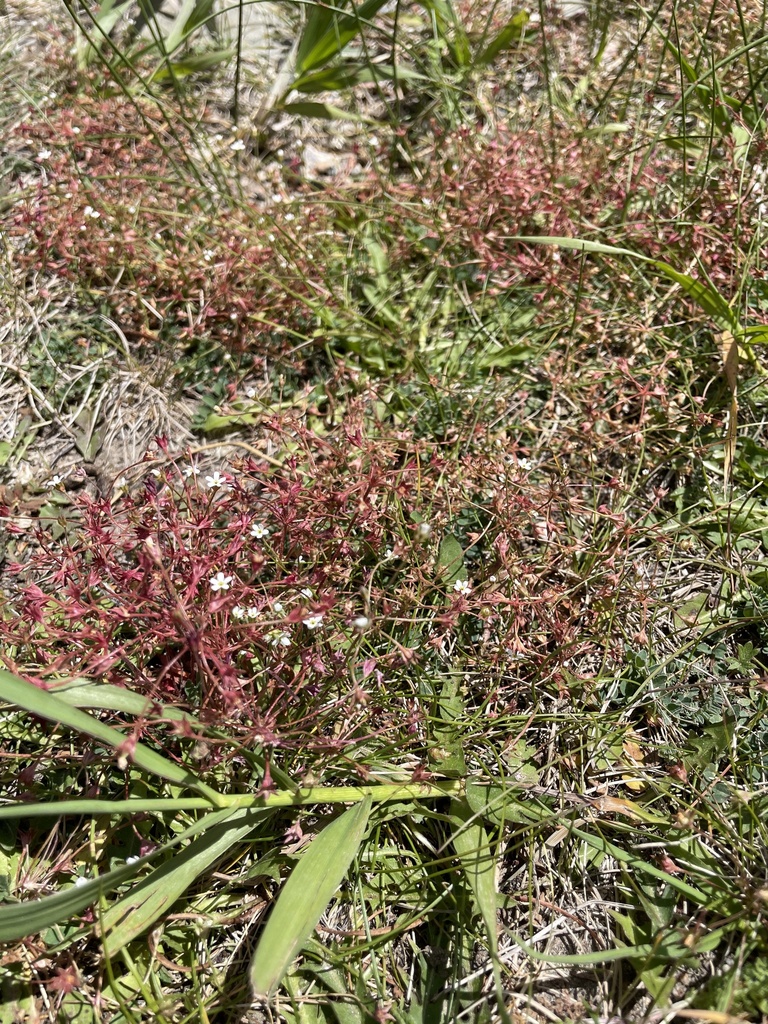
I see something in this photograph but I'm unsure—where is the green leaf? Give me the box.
[428,678,467,778]
[292,62,422,94]
[249,796,372,998]
[163,0,200,52]
[0,856,150,944]
[0,670,223,806]
[436,533,464,584]
[477,10,529,66]
[465,782,540,826]
[0,805,250,943]
[48,677,197,722]
[150,48,234,81]
[650,259,739,335]
[101,806,263,952]
[296,0,391,74]
[451,800,511,1024]
[512,236,740,335]
[46,677,299,793]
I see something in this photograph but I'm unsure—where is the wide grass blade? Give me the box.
[0,804,246,942]
[477,10,529,67]
[295,0,391,75]
[101,806,264,952]
[451,798,510,1024]
[250,796,373,998]
[47,676,299,793]
[0,855,152,944]
[0,669,223,806]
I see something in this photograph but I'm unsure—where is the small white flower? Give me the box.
[489,575,497,583]
[209,572,234,593]
[246,606,260,619]
[45,474,64,488]
[37,148,52,160]
[125,855,141,865]
[273,602,284,613]
[230,139,246,152]
[300,588,313,599]
[417,522,432,538]
[150,468,162,479]
[516,457,533,472]
[250,523,269,540]
[73,876,89,887]
[182,464,200,479]
[72,126,80,134]
[303,614,324,630]
[113,476,128,493]
[83,205,100,219]
[245,387,256,399]
[453,579,472,596]
[232,605,246,620]
[384,548,394,560]
[203,249,215,261]
[351,616,370,630]
[205,471,229,490]
[271,631,291,647]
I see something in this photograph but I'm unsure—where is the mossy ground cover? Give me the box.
[2,2,768,1022]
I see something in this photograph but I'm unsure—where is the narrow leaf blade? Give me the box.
[477,9,529,67]
[0,670,221,804]
[102,807,262,952]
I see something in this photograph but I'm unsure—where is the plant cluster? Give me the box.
[5,0,768,1019]
[0,405,657,771]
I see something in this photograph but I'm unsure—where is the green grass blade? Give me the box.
[101,806,264,952]
[512,236,740,334]
[0,855,152,943]
[163,0,198,52]
[295,0,337,71]
[650,259,739,334]
[281,101,378,123]
[47,677,298,793]
[0,669,223,806]
[296,0,391,74]
[476,10,529,67]
[0,805,247,942]
[149,48,234,80]
[571,827,713,904]
[249,796,373,998]
[0,798,212,819]
[48,677,196,721]
[451,799,510,1024]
